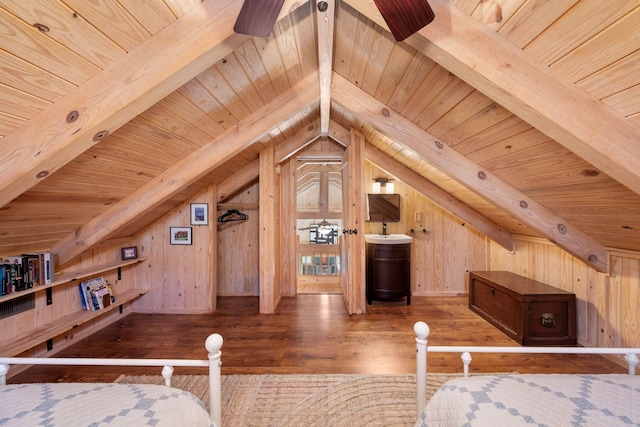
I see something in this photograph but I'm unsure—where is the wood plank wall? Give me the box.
[217,182,260,296]
[133,186,216,314]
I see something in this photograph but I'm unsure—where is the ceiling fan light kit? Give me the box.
[317,0,329,12]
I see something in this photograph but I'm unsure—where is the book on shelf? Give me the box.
[0,264,8,296]
[39,252,53,285]
[0,251,55,297]
[2,256,25,294]
[79,276,115,311]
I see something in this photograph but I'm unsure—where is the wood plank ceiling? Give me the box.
[0,0,638,271]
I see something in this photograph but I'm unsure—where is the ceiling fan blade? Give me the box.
[298,224,320,230]
[373,0,435,41]
[233,0,286,37]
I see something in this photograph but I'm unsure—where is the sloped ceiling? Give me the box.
[0,0,639,272]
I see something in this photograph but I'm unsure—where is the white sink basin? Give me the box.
[365,234,413,244]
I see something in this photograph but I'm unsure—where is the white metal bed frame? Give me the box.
[413,321,640,420]
[0,333,223,427]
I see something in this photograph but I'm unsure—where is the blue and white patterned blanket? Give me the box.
[416,374,640,426]
[0,382,213,426]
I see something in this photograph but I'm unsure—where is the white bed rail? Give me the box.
[414,321,640,420]
[0,333,223,427]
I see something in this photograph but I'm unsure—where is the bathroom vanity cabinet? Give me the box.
[365,237,411,305]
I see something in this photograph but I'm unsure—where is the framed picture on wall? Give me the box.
[170,227,192,245]
[190,203,208,225]
[121,246,138,260]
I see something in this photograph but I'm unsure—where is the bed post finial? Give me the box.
[461,351,472,377]
[0,363,8,386]
[206,334,223,427]
[161,365,174,386]
[624,353,639,375]
[414,321,429,420]
[205,333,223,354]
[414,321,430,340]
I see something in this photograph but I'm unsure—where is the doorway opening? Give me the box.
[295,143,344,294]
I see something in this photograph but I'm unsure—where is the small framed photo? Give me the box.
[170,227,192,245]
[121,246,138,260]
[190,203,209,226]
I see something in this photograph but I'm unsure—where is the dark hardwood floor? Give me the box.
[9,295,626,384]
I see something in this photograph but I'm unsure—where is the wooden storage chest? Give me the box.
[469,271,576,346]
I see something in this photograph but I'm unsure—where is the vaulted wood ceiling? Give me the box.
[0,0,639,272]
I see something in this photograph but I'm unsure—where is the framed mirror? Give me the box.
[366,194,401,222]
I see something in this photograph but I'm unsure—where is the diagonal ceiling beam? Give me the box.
[0,0,248,209]
[327,120,351,146]
[52,73,320,266]
[329,120,513,251]
[275,118,323,163]
[332,72,608,272]
[366,144,514,251]
[217,160,260,204]
[347,0,640,197]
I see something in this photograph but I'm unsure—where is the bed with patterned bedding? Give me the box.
[413,321,640,427]
[415,374,640,426]
[0,333,222,427]
[0,382,213,426]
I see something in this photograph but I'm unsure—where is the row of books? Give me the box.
[79,276,115,311]
[1,252,54,296]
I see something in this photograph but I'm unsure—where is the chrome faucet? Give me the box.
[382,221,388,235]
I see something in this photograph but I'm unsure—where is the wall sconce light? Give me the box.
[373,177,394,194]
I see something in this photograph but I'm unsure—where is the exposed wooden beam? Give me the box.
[275,119,322,163]
[52,73,319,266]
[328,120,351,146]
[219,118,336,204]
[317,0,335,136]
[217,160,260,203]
[347,0,640,197]
[0,0,250,209]
[332,72,608,272]
[365,144,514,251]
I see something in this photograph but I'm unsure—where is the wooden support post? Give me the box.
[259,145,280,314]
[341,127,366,314]
[280,159,297,297]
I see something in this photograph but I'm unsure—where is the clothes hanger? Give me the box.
[217,209,249,223]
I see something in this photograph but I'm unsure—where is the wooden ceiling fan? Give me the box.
[233,0,435,41]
